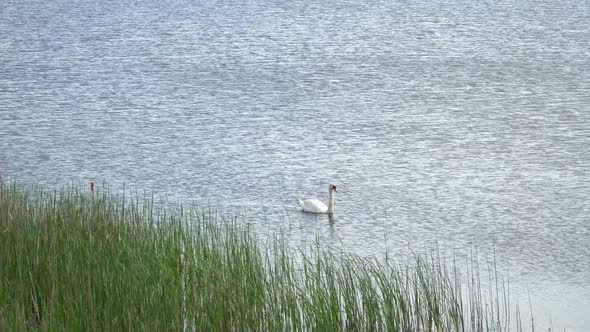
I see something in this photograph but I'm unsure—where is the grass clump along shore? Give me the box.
[0,181,520,331]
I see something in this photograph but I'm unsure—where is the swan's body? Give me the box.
[298,198,330,214]
[299,184,336,214]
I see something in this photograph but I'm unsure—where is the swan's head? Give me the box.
[330,184,337,192]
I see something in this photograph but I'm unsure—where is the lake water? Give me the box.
[1,0,589,329]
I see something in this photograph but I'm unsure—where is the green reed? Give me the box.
[0,180,524,331]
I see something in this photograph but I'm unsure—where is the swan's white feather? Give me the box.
[299,198,329,214]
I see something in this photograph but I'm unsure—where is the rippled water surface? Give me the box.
[1,0,589,329]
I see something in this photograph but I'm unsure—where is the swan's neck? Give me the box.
[328,188,334,214]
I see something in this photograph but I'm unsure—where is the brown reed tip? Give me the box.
[30,286,42,327]
[90,180,95,192]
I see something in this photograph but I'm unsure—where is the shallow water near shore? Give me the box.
[1,0,589,329]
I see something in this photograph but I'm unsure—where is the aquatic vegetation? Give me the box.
[0,180,526,331]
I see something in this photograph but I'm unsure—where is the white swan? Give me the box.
[299,184,337,214]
